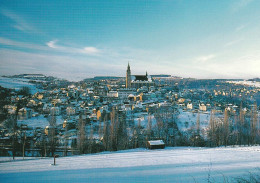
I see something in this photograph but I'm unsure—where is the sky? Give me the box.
[0,0,260,81]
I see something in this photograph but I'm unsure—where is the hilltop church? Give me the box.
[126,63,155,89]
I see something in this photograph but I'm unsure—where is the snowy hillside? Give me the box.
[0,76,43,94]
[17,115,64,129]
[226,80,260,88]
[1,146,260,183]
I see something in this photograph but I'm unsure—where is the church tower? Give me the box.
[126,62,131,88]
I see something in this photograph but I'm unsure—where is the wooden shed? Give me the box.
[147,140,165,149]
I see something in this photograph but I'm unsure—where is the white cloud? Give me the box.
[0,8,35,32]
[0,37,48,51]
[82,47,99,54]
[1,38,259,80]
[236,24,246,32]
[0,48,124,81]
[0,37,101,57]
[224,39,243,47]
[46,40,58,48]
[46,40,100,55]
[231,0,255,12]
[186,51,260,79]
[195,54,216,63]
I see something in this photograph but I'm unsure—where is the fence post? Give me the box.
[53,154,59,165]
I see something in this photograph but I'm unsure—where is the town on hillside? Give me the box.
[0,64,260,158]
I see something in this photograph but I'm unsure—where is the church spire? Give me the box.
[126,62,131,88]
[127,62,130,71]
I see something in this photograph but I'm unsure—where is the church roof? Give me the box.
[132,75,148,81]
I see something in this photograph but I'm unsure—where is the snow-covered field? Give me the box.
[226,80,260,88]
[0,76,43,94]
[18,115,64,129]
[132,110,212,132]
[0,146,260,183]
[177,110,210,130]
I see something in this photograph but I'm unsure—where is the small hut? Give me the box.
[147,140,165,149]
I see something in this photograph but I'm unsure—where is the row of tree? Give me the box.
[208,103,259,147]
[3,99,259,158]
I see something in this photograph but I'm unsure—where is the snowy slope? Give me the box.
[227,80,260,88]
[0,77,43,94]
[17,115,64,129]
[1,146,260,183]
[177,110,210,130]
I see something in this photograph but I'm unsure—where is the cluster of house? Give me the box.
[0,66,259,154]
[175,85,259,114]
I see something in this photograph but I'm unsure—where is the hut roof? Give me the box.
[148,140,165,146]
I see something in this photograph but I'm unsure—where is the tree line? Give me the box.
[1,98,259,158]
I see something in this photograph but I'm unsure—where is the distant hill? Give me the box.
[248,78,260,82]
[84,76,123,81]
[9,74,46,79]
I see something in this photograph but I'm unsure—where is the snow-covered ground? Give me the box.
[132,110,212,131]
[0,146,260,183]
[0,157,39,163]
[0,76,43,94]
[226,80,260,88]
[177,110,211,130]
[17,115,64,129]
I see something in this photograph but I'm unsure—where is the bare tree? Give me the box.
[238,102,245,145]
[196,112,200,135]
[208,110,216,147]
[250,103,258,145]
[146,114,152,144]
[88,124,94,153]
[47,109,57,157]
[20,127,27,159]
[154,109,164,139]
[102,113,110,151]
[133,118,143,148]
[8,99,27,159]
[98,119,103,140]
[77,114,87,154]
[223,109,229,147]
[110,108,117,151]
[116,111,128,150]
[10,115,18,160]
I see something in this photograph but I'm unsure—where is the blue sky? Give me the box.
[0,0,260,81]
